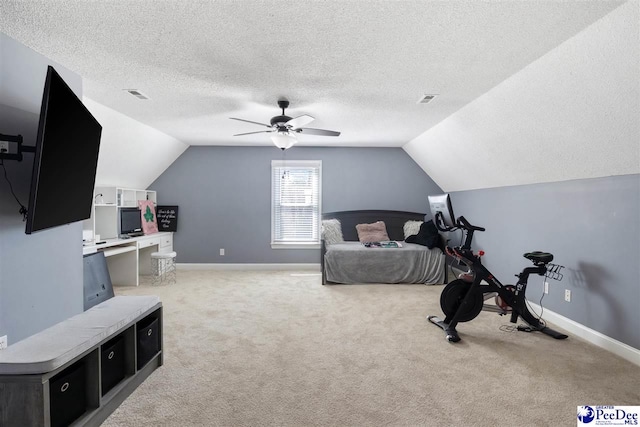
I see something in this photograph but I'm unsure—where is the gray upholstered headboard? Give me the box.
[322,210,426,242]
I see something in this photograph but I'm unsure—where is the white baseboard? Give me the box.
[529,302,640,367]
[177,263,320,272]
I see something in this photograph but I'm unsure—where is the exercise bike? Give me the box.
[427,211,568,343]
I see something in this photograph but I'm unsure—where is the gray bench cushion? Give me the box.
[0,296,161,375]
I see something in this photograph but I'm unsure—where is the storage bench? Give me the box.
[0,295,163,426]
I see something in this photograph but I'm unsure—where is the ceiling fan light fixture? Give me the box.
[231,99,340,146]
[271,132,297,150]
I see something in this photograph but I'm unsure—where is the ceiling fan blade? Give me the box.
[286,114,315,129]
[296,127,341,137]
[230,117,272,128]
[233,130,274,136]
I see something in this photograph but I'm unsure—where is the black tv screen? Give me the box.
[25,66,102,234]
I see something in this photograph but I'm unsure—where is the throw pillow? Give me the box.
[356,221,390,243]
[321,219,344,245]
[403,220,423,240]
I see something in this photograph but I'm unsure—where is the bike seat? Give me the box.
[523,251,553,264]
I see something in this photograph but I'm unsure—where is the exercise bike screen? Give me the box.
[428,194,456,229]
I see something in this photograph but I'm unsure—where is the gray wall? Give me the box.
[450,174,639,349]
[0,34,84,344]
[149,146,442,263]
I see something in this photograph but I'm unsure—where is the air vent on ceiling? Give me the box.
[417,94,438,104]
[124,89,150,100]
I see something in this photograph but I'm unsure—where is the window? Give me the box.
[271,160,322,248]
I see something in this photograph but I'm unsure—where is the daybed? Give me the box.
[321,210,446,285]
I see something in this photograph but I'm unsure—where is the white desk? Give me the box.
[83,232,173,286]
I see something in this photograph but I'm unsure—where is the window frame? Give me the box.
[270,160,322,249]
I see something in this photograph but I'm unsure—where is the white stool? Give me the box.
[150,251,177,285]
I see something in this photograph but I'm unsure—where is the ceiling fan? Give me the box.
[230,99,341,150]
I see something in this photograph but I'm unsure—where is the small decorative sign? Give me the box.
[138,200,159,234]
[156,205,179,232]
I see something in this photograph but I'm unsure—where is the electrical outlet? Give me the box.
[564,289,571,302]
[0,335,7,350]
[0,141,9,153]
[219,248,225,256]
[544,282,549,294]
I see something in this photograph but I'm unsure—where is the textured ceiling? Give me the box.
[0,1,624,148]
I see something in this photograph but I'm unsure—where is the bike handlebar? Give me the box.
[457,216,485,232]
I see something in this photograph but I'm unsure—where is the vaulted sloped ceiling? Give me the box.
[405,0,639,191]
[0,1,636,191]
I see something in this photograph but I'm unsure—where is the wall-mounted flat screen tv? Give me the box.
[25,65,102,234]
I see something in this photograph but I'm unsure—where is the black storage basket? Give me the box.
[101,334,126,395]
[137,316,160,369]
[49,360,87,427]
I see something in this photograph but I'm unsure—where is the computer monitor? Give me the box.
[428,194,457,231]
[120,208,142,236]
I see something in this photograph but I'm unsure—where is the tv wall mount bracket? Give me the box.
[0,133,35,162]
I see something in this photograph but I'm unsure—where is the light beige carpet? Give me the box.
[102,270,639,427]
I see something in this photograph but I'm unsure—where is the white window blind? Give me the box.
[271,160,322,248]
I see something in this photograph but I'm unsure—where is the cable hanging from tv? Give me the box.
[0,133,32,220]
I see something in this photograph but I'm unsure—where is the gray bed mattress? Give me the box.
[324,242,445,284]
